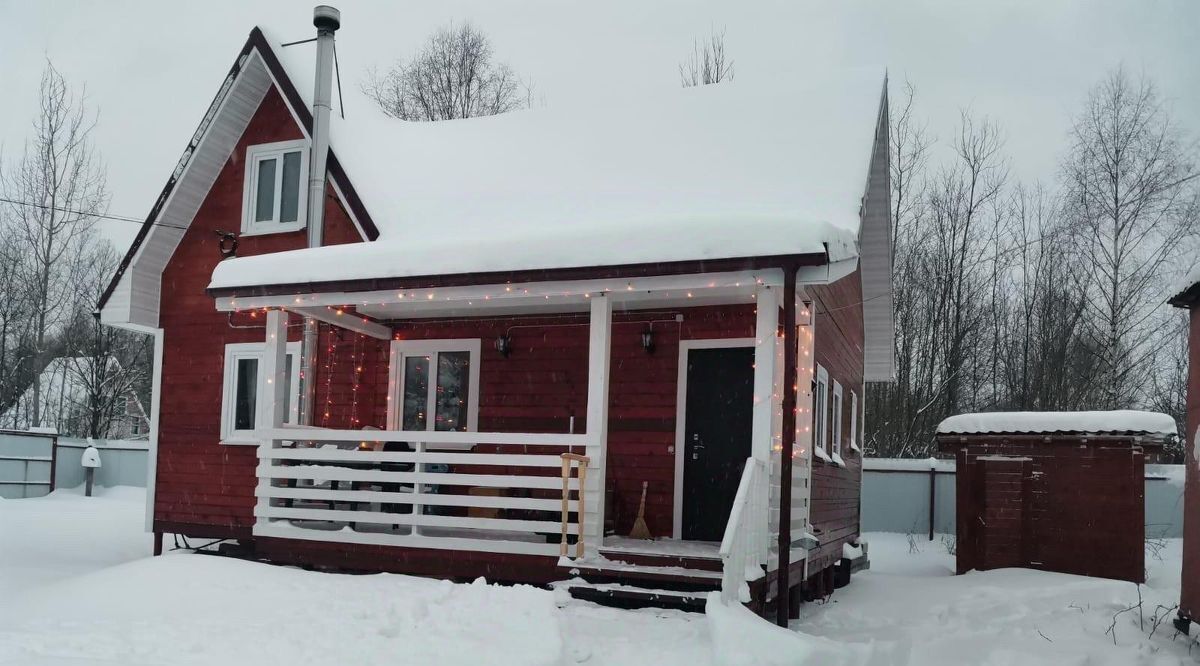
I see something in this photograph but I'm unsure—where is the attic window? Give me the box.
[242,139,309,235]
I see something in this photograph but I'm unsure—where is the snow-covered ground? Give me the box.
[797,533,1198,665]
[0,488,1195,665]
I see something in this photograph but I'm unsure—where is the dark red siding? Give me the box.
[942,436,1149,584]
[807,270,866,573]
[389,305,757,539]
[155,87,365,533]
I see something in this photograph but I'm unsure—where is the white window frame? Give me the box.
[814,364,830,459]
[850,390,859,453]
[831,380,844,460]
[241,139,310,236]
[387,339,482,448]
[220,341,301,445]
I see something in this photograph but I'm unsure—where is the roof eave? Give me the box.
[1168,281,1200,308]
[205,251,830,300]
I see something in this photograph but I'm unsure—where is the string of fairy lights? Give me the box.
[229,274,774,315]
[237,275,824,471]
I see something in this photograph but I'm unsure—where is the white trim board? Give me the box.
[100,47,371,330]
[672,337,755,539]
[144,328,164,532]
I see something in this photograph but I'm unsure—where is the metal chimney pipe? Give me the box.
[299,5,340,427]
[307,4,339,247]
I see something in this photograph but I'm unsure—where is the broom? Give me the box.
[629,481,652,539]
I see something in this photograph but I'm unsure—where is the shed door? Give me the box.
[681,346,754,541]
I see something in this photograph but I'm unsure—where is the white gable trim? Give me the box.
[101,46,370,329]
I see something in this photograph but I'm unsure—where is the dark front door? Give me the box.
[681,346,754,541]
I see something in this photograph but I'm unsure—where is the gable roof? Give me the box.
[207,29,885,293]
[97,28,379,324]
[100,25,888,310]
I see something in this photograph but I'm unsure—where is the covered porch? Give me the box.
[213,265,816,602]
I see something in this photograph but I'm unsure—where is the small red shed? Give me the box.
[936,411,1175,584]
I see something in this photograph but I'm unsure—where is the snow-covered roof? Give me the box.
[1168,267,1200,306]
[207,30,883,291]
[936,410,1177,437]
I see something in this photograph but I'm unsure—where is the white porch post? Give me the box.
[255,309,288,530]
[260,310,289,430]
[751,285,779,464]
[751,285,779,560]
[584,293,612,554]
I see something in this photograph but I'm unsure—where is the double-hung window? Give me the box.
[220,341,301,444]
[242,139,309,235]
[831,380,844,462]
[850,390,859,453]
[388,340,481,447]
[814,364,830,460]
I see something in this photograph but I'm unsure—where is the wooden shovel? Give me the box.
[629,481,652,539]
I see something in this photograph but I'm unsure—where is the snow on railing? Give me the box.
[253,426,594,557]
[718,457,768,605]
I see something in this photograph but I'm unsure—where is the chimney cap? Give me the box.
[313,5,341,32]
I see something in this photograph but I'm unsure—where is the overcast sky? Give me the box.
[0,0,1196,250]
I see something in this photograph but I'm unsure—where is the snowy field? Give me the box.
[0,488,1195,665]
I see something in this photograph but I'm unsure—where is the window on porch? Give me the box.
[220,341,301,444]
[388,339,481,435]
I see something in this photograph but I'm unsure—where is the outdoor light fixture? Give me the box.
[640,328,656,354]
[495,333,512,358]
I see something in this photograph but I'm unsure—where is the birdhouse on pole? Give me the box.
[81,444,101,497]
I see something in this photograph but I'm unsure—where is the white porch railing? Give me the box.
[253,426,597,557]
[718,457,769,604]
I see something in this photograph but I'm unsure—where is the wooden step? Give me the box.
[559,557,722,592]
[597,548,723,572]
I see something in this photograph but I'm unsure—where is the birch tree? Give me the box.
[1,61,108,427]
[1064,67,1198,409]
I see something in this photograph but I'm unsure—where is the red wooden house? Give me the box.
[1167,281,1200,635]
[98,9,893,623]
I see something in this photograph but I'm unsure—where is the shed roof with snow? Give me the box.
[936,410,1176,441]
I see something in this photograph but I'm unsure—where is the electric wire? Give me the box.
[0,196,188,231]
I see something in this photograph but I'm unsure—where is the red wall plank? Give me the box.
[806,269,866,572]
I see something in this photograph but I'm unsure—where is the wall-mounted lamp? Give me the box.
[641,327,656,355]
[495,333,512,358]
